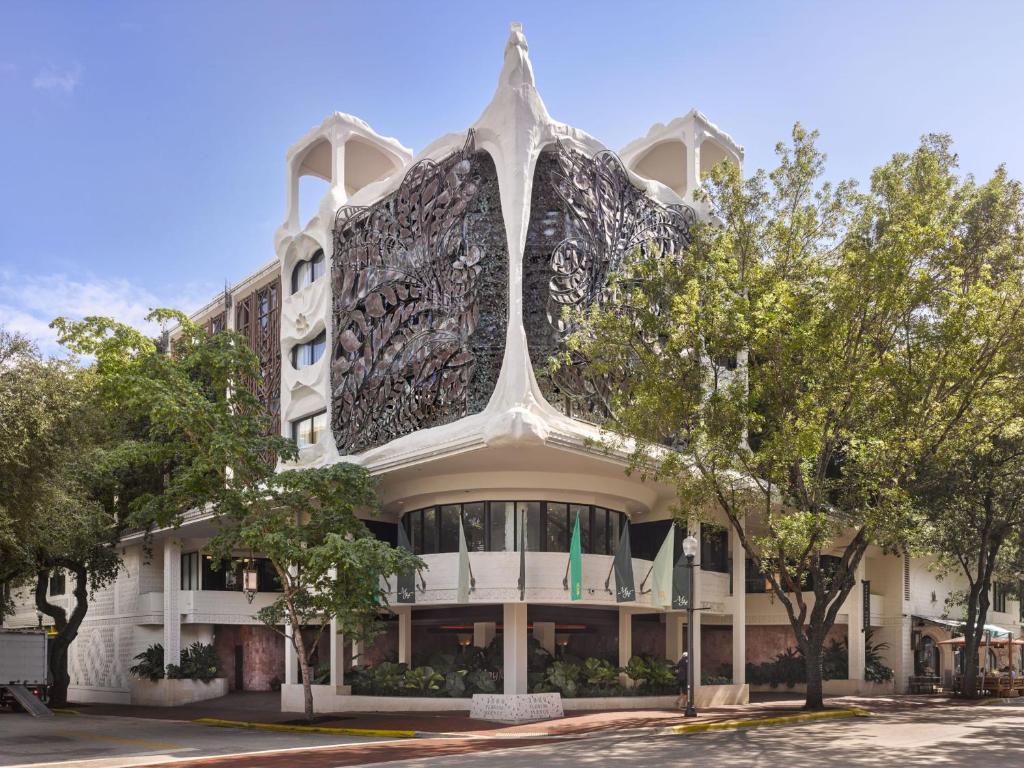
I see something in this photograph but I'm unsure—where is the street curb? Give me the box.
[667,707,870,735]
[192,717,417,738]
[52,708,80,715]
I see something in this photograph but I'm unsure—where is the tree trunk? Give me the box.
[290,617,314,721]
[960,578,990,698]
[803,634,826,710]
[35,563,89,707]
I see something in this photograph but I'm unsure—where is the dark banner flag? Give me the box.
[862,580,871,647]
[518,506,526,601]
[614,520,636,602]
[396,523,416,604]
[672,552,690,610]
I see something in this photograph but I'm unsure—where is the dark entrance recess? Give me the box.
[234,645,243,691]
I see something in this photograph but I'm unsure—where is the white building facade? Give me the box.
[7,25,1022,709]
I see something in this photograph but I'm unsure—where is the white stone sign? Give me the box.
[469,693,564,723]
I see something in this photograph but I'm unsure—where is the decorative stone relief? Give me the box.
[331,132,508,455]
[524,142,696,421]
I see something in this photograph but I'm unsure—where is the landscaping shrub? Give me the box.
[129,643,165,682]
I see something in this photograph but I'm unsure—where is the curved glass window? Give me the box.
[291,249,326,294]
[400,501,625,555]
[291,330,326,369]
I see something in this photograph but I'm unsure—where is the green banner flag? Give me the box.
[651,526,675,608]
[457,514,471,604]
[614,520,635,602]
[569,510,583,600]
[396,522,415,604]
[672,552,690,610]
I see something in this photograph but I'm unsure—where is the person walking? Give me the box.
[675,652,689,710]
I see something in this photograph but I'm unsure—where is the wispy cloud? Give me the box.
[0,62,16,75]
[32,63,82,93]
[0,269,216,357]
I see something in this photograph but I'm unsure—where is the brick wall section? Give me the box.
[214,625,286,691]
[746,624,848,665]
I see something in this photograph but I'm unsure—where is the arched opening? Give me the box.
[631,139,687,196]
[296,138,332,226]
[345,136,401,197]
[291,249,326,294]
[699,139,736,178]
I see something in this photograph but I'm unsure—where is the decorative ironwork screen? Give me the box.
[235,278,282,437]
[331,132,508,454]
[524,142,696,421]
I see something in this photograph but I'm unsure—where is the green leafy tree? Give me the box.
[563,127,1024,708]
[207,463,423,719]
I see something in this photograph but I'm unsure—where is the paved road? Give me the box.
[374,702,1024,768]
[0,712,392,768]
[3,701,1023,767]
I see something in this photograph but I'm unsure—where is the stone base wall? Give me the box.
[746,624,847,666]
[213,625,285,691]
[130,677,228,707]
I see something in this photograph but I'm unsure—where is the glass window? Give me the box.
[463,502,486,552]
[700,524,729,573]
[546,502,569,552]
[570,504,590,552]
[292,411,327,448]
[48,572,65,596]
[180,552,199,590]
[517,502,541,551]
[291,250,326,294]
[593,507,608,555]
[439,505,460,552]
[609,511,621,555]
[291,330,326,369]
[489,502,510,552]
[745,559,769,593]
[257,558,283,592]
[409,509,423,552]
[422,507,438,554]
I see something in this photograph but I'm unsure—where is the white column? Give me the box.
[162,539,182,668]
[397,606,413,665]
[618,607,633,686]
[533,621,555,656]
[330,617,347,690]
[503,603,528,695]
[284,621,298,685]
[666,613,685,661]
[848,559,867,682]
[731,522,746,686]
[474,621,496,648]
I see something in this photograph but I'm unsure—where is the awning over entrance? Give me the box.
[914,615,1014,638]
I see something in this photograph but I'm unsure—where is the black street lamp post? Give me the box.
[682,533,699,718]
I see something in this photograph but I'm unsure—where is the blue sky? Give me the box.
[2,1,1023,352]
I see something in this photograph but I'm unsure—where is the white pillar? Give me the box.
[474,621,496,649]
[397,606,413,666]
[666,613,685,661]
[162,539,182,668]
[329,617,347,690]
[284,621,298,685]
[731,522,746,686]
[533,621,555,656]
[848,559,867,682]
[503,603,528,695]
[618,607,633,686]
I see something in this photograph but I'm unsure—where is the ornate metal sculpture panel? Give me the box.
[524,142,696,422]
[331,132,508,454]
[235,279,282,437]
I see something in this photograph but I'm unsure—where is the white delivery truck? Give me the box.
[0,628,52,716]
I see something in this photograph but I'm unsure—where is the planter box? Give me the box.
[749,679,895,697]
[130,677,228,707]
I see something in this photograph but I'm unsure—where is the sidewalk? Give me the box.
[66,691,975,739]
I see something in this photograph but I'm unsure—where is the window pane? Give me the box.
[410,510,423,554]
[517,502,541,551]
[570,504,590,552]
[463,502,486,552]
[593,507,608,555]
[310,250,325,281]
[546,502,568,552]
[609,511,621,555]
[422,507,438,554]
[489,502,510,551]
[439,505,460,552]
